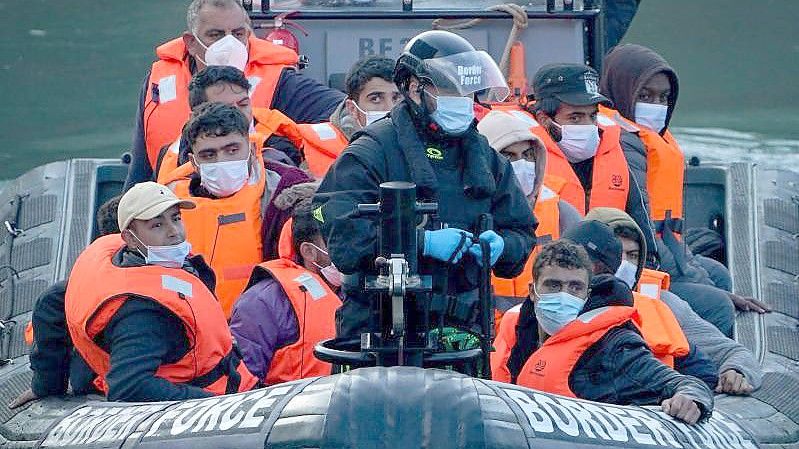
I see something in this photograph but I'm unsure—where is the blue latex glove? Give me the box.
[423,228,473,264]
[469,230,505,267]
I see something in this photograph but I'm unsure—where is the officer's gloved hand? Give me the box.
[469,230,505,267]
[423,228,473,264]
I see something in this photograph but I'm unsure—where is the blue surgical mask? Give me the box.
[533,284,586,336]
[130,231,191,269]
[428,93,475,135]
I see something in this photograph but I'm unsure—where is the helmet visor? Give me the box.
[421,50,509,102]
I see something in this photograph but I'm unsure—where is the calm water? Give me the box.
[0,0,797,179]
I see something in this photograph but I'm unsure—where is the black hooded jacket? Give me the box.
[313,100,537,335]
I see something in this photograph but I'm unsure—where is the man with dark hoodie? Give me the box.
[586,207,763,395]
[493,239,713,424]
[599,44,770,336]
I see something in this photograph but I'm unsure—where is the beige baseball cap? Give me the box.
[117,182,196,231]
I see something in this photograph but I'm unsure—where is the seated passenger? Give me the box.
[563,220,718,388]
[493,240,713,424]
[125,0,345,188]
[477,110,581,314]
[298,56,401,178]
[65,182,257,401]
[599,44,770,326]
[155,65,307,181]
[586,206,763,394]
[9,196,122,409]
[161,102,312,315]
[230,198,341,385]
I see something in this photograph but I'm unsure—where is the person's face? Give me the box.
[205,82,252,123]
[636,72,671,106]
[531,264,590,302]
[407,78,463,112]
[346,77,402,127]
[190,132,251,166]
[619,235,641,267]
[299,236,330,275]
[124,205,186,254]
[184,5,250,66]
[500,140,547,202]
[535,103,598,141]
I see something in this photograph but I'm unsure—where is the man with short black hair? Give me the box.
[492,239,713,425]
[528,63,656,261]
[231,198,341,385]
[299,56,401,178]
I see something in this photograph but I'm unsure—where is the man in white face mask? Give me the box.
[297,56,401,179]
[492,239,714,425]
[63,182,259,402]
[528,63,657,269]
[166,102,276,317]
[230,199,342,385]
[126,0,346,188]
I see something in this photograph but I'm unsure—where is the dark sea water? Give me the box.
[0,0,797,180]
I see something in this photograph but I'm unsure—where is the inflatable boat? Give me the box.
[1,2,797,448]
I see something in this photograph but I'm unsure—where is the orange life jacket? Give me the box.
[155,107,304,185]
[632,291,689,367]
[296,122,349,179]
[533,117,629,215]
[637,267,671,300]
[143,36,298,168]
[491,303,522,383]
[600,106,685,234]
[517,306,639,396]
[64,234,258,396]
[167,151,267,317]
[246,256,340,385]
[492,178,565,305]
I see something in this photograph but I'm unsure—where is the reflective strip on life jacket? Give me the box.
[65,234,257,396]
[247,259,340,384]
[143,36,297,168]
[534,119,629,215]
[297,122,349,179]
[516,306,639,396]
[637,268,671,300]
[169,151,267,317]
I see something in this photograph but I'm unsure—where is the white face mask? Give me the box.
[615,259,639,289]
[553,122,600,163]
[634,102,668,133]
[510,159,537,197]
[309,244,342,287]
[533,283,586,336]
[130,231,191,269]
[352,101,389,128]
[196,154,250,198]
[194,34,249,71]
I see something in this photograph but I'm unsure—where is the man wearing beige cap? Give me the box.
[64,182,258,402]
[478,110,582,316]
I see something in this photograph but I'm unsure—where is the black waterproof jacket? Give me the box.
[313,101,537,336]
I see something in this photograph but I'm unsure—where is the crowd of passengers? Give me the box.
[11,0,772,426]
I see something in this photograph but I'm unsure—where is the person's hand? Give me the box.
[423,228,473,264]
[9,388,38,409]
[729,293,771,313]
[661,393,702,424]
[468,230,505,267]
[716,369,754,395]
